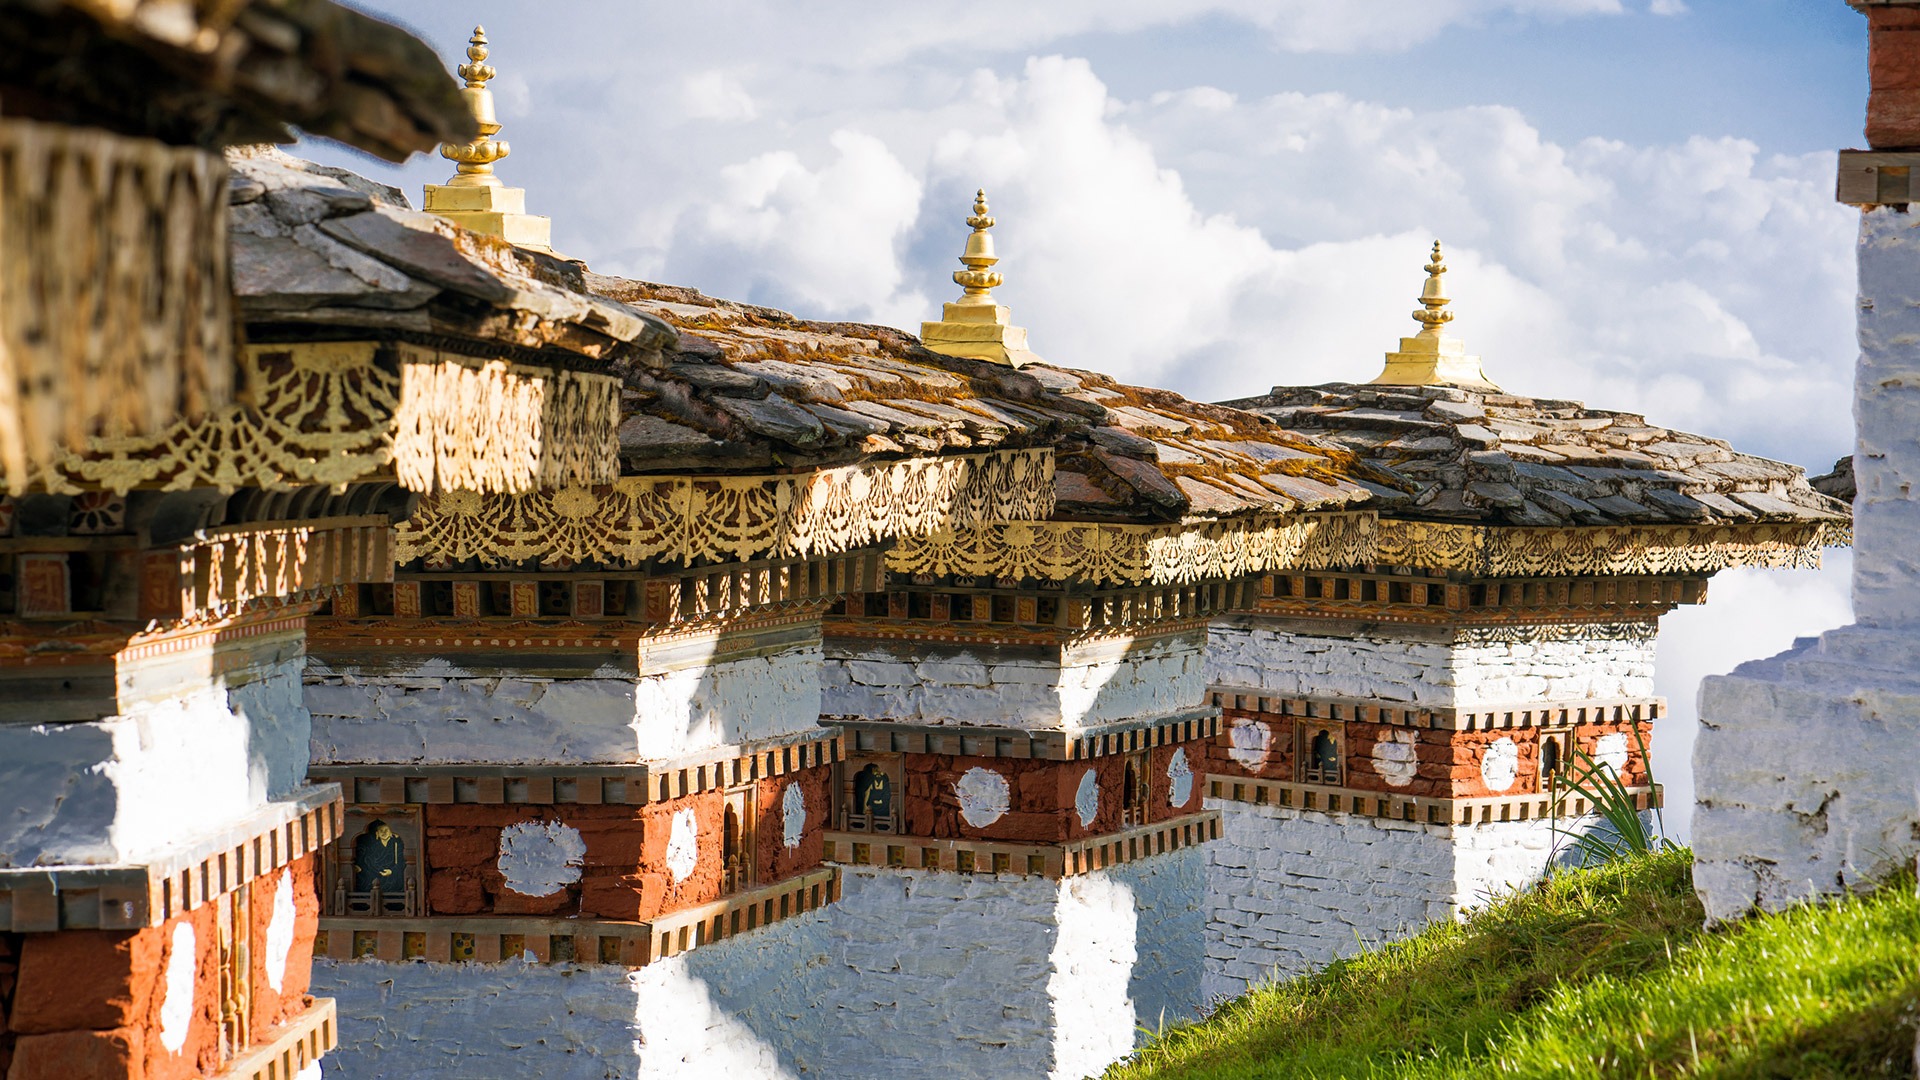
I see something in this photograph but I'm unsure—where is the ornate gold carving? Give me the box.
[391,352,618,493]
[172,518,392,621]
[393,447,1055,567]
[0,119,234,494]
[1372,520,1832,576]
[40,341,619,495]
[887,510,1375,587]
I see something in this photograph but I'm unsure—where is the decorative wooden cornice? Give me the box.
[825,811,1221,879]
[39,340,620,496]
[312,729,844,807]
[1251,568,1706,627]
[0,784,341,932]
[316,867,838,967]
[394,446,1054,568]
[829,577,1251,643]
[1206,775,1662,827]
[1373,520,1834,576]
[886,510,1375,587]
[831,709,1221,761]
[1208,688,1663,733]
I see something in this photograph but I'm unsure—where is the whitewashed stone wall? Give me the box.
[822,630,1206,729]
[318,853,1207,1080]
[0,654,307,867]
[1203,800,1575,1003]
[1695,207,1920,922]
[1207,619,1655,707]
[307,643,822,765]
[1204,800,1455,1002]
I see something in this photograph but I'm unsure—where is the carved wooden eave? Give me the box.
[885,510,1377,588]
[1371,519,1837,576]
[36,341,621,497]
[0,120,235,495]
[0,0,475,159]
[392,447,1056,568]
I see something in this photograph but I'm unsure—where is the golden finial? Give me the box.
[458,25,495,89]
[1411,241,1454,337]
[1368,239,1499,392]
[439,25,510,187]
[951,189,1004,307]
[921,188,1038,367]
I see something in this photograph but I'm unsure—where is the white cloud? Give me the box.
[680,70,758,123]
[667,129,925,320]
[1650,0,1689,14]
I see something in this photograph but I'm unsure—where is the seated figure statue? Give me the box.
[353,820,405,896]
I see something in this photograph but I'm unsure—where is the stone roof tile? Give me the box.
[1222,381,1846,528]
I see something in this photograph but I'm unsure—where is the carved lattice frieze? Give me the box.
[0,119,234,494]
[393,448,1055,567]
[1372,520,1834,576]
[40,341,620,496]
[886,511,1376,587]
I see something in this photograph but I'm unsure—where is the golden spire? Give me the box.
[921,189,1039,368]
[423,25,552,253]
[951,190,1004,307]
[1368,239,1499,392]
[439,27,510,186]
[1411,241,1453,337]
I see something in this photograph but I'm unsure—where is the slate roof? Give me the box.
[0,0,474,158]
[587,276,1377,523]
[230,150,673,369]
[1220,383,1848,528]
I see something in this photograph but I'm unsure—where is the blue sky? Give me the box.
[308,1,1871,836]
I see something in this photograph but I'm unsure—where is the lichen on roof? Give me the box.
[1222,382,1849,529]
[586,275,1381,523]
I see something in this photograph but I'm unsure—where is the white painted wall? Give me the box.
[821,630,1206,729]
[1203,799,1577,1004]
[317,852,1209,1080]
[1694,207,1920,922]
[0,655,306,867]
[307,644,822,765]
[1207,620,1656,707]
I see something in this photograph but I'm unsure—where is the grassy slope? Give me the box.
[1109,848,1920,1080]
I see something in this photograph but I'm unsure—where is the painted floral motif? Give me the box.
[782,782,806,849]
[1075,769,1099,828]
[954,767,1010,828]
[1594,732,1630,776]
[665,808,699,883]
[1168,747,1194,806]
[496,821,586,897]
[1227,717,1272,772]
[158,922,196,1053]
[1372,730,1418,788]
[1481,737,1519,793]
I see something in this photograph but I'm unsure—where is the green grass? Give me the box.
[1110,848,1920,1080]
